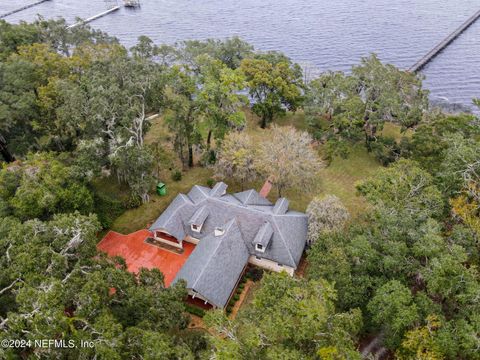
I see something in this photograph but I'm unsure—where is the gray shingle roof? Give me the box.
[273,198,289,214]
[173,220,249,308]
[253,222,274,248]
[187,185,210,204]
[188,205,209,225]
[149,194,194,241]
[150,183,307,268]
[151,183,308,306]
[234,189,272,206]
[209,182,228,197]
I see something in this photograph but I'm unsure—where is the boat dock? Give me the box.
[67,6,120,29]
[409,9,480,73]
[0,0,51,19]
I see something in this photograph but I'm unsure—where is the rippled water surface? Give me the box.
[2,0,479,107]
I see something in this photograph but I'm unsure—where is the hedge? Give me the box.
[185,304,206,318]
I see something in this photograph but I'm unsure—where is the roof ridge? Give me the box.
[157,194,192,229]
[244,189,255,204]
[270,217,296,267]
[190,219,236,290]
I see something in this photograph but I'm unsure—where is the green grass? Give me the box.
[107,109,386,234]
[92,176,131,203]
[110,167,214,234]
[381,122,413,141]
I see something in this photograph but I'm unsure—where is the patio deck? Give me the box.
[97,229,195,286]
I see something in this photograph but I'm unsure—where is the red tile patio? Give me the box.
[97,230,195,286]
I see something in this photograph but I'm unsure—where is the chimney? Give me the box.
[259,177,274,198]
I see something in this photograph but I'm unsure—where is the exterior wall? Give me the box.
[188,289,217,309]
[247,255,295,276]
[153,231,183,249]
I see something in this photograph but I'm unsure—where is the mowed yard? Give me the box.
[107,110,392,235]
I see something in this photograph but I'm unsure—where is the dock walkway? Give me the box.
[0,0,51,19]
[410,9,480,72]
[67,6,120,29]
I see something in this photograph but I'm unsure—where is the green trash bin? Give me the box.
[156,182,167,196]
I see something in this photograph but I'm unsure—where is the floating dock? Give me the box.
[410,9,480,73]
[67,6,120,29]
[0,0,51,19]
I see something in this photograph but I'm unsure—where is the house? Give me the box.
[149,182,308,309]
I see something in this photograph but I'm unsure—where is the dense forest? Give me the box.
[0,18,479,359]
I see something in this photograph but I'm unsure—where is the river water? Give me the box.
[1,0,479,109]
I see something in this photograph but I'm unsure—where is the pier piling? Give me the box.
[410,9,480,72]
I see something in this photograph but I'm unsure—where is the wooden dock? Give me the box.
[0,0,51,19]
[410,9,480,72]
[67,6,120,29]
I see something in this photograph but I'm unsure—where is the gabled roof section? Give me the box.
[149,194,191,230]
[272,198,289,214]
[272,213,308,266]
[209,182,228,197]
[252,222,274,247]
[234,189,272,206]
[187,185,210,204]
[173,220,249,308]
[188,205,209,225]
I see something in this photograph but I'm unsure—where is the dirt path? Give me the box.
[188,314,207,330]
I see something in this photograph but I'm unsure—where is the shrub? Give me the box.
[124,194,142,209]
[171,170,182,182]
[233,294,240,301]
[206,178,215,188]
[185,304,206,318]
[246,268,264,282]
[226,305,233,314]
[371,136,401,166]
[201,149,217,165]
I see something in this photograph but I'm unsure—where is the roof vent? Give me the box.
[214,227,225,237]
[273,198,289,214]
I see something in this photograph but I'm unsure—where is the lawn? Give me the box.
[107,109,384,234]
[110,166,214,234]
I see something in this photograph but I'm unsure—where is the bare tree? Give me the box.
[257,126,324,196]
[214,131,257,190]
[306,195,350,246]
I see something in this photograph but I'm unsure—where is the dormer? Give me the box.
[253,222,273,253]
[188,206,209,233]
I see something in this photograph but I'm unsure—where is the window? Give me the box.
[255,243,265,253]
